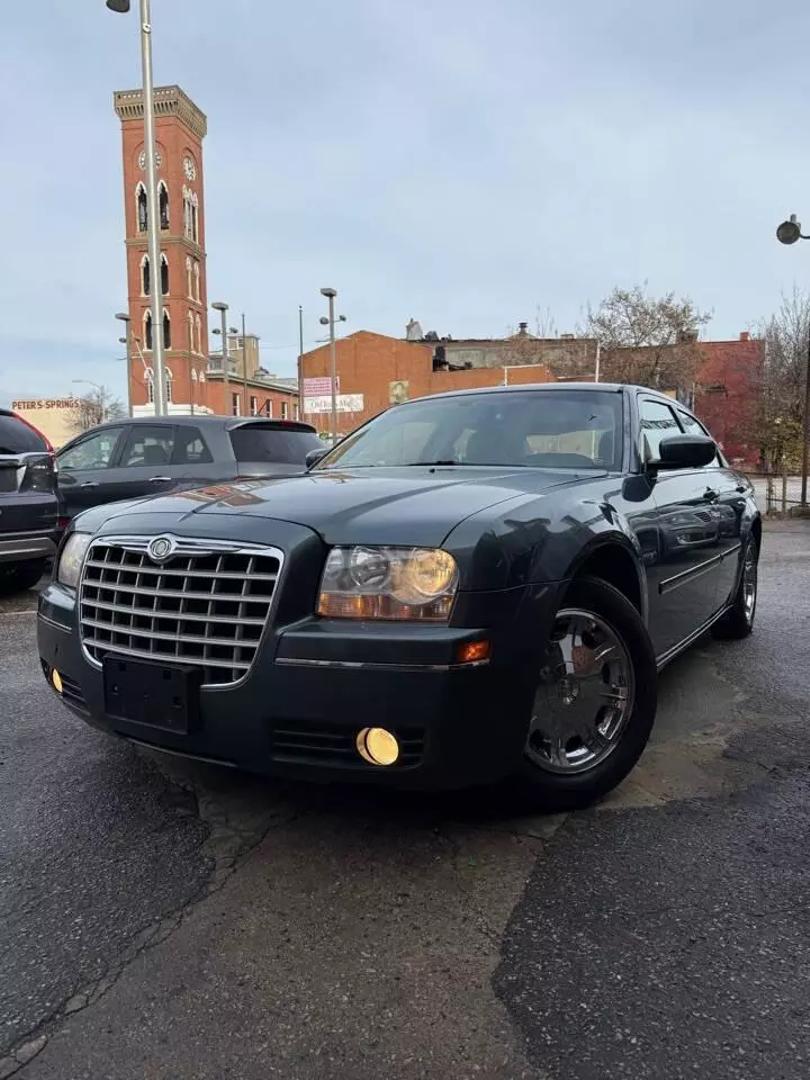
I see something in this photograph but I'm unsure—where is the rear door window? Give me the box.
[172,427,213,465]
[0,414,48,454]
[230,424,322,465]
[120,425,175,468]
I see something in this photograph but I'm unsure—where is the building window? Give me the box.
[191,368,198,383]
[182,187,191,239]
[250,395,258,416]
[144,310,152,350]
[232,393,241,417]
[186,256,193,298]
[281,401,289,420]
[158,181,169,230]
[195,314,202,355]
[293,402,300,421]
[141,254,150,296]
[160,253,169,296]
[163,311,171,349]
[146,373,154,403]
[194,260,201,303]
[191,194,199,243]
[188,312,195,354]
[136,183,147,233]
[199,371,205,384]
[165,370,173,403]
[265,401,273,418]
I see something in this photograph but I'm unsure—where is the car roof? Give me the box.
[64,415,316,435]
[399,382,676,403]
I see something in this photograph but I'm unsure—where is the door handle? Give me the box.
[80,481,99,488]
[148,476,172,483]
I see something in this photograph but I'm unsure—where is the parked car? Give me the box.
[0,408,57,594]
[56,415,323,526]
[38,384,759,809]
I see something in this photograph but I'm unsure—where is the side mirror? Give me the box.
[305,447,328,470]
[656,434,716,470]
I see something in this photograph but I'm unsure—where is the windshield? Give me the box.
[317,390,622,471]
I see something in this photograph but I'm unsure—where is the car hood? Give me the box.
[82,466,605,548]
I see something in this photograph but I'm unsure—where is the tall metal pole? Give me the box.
[298,304,304,420]
[116,313,133,416]
[242,312,249,416]
[140,0,167,416]
[328,294,337,442]
[802,329,810,507]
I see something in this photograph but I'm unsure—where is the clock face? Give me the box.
[183,156,197,181]
[138,149,163,170]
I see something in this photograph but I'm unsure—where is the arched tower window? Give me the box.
[193,260,201,302]
[165,369,173,403]
[163,311,171,349]
[144,310,153,351]
[191,193,199,243]
[186,256,193,298]
[182,187,191,239]
[195,314,202,355]
[188,311,195,354]
[147,374,155,404]
[158,181,169,230]
[136,183,148,233]
[160,253,169,296]
[141,253,150,296]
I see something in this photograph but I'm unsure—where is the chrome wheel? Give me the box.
[526,608,635,775]
[742,544,757,623]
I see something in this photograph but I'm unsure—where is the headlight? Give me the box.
[57,532,92,589]
[318,546,459,621]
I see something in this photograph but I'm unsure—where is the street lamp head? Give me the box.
[114,312,130,322]
[105,0,131,11]
[338,314,347,323]
[211,327,222,335]
[320,287,337,298]
[319,316,329,325]
[777,216,802,245]
[211,301,229,312]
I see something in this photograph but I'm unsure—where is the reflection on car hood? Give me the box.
[81,466,605,548]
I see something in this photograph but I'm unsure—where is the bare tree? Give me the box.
[68,386,126,435]
[582,283,712,395]
[753,288,810,474]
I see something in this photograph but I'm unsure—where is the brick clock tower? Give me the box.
[114,85,210,414]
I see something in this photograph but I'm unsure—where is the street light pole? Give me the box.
[211,301,230,415]
[115,312,133,416]
[776,212,810,508]
[320,288,338,442]
[107,0,167,416]
[298,304,304,421]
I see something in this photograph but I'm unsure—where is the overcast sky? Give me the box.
[2,0,810,406]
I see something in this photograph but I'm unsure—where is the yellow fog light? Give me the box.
[52,669,63,694]
[356,727,399,766]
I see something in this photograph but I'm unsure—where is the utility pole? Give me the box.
[298,304,305,420]
[320,288,339,443]
[115,312,133,416]
[776,212,810,507]
[242,312,249,416]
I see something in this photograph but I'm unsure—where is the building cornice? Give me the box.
[114,85,207,140]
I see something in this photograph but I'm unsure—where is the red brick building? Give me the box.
[115,85,298,421]
[301,327,763,467]
[693,333,763,468]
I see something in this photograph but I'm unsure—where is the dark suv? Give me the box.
[57,415,323,524]
[0,409,57,594]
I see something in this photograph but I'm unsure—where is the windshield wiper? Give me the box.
[402,459,462,466]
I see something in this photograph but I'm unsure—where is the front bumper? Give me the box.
[37,579,560,790]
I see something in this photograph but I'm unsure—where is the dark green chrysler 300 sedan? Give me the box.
[37,384,760,810]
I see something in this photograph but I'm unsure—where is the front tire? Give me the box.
[512,575,657,811]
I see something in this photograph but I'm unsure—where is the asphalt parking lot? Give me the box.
[2,520,810,1080]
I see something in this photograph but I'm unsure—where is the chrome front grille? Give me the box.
[79,536,283,687]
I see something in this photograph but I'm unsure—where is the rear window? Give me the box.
[0,414,47,454]
[230,424,322,465]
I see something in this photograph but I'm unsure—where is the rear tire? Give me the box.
[0,559,47,596]
[711,534,758,640]
[511,575,657,812]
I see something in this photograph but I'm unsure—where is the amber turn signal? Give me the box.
[455,640,491,665]
[51,669,64,694]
